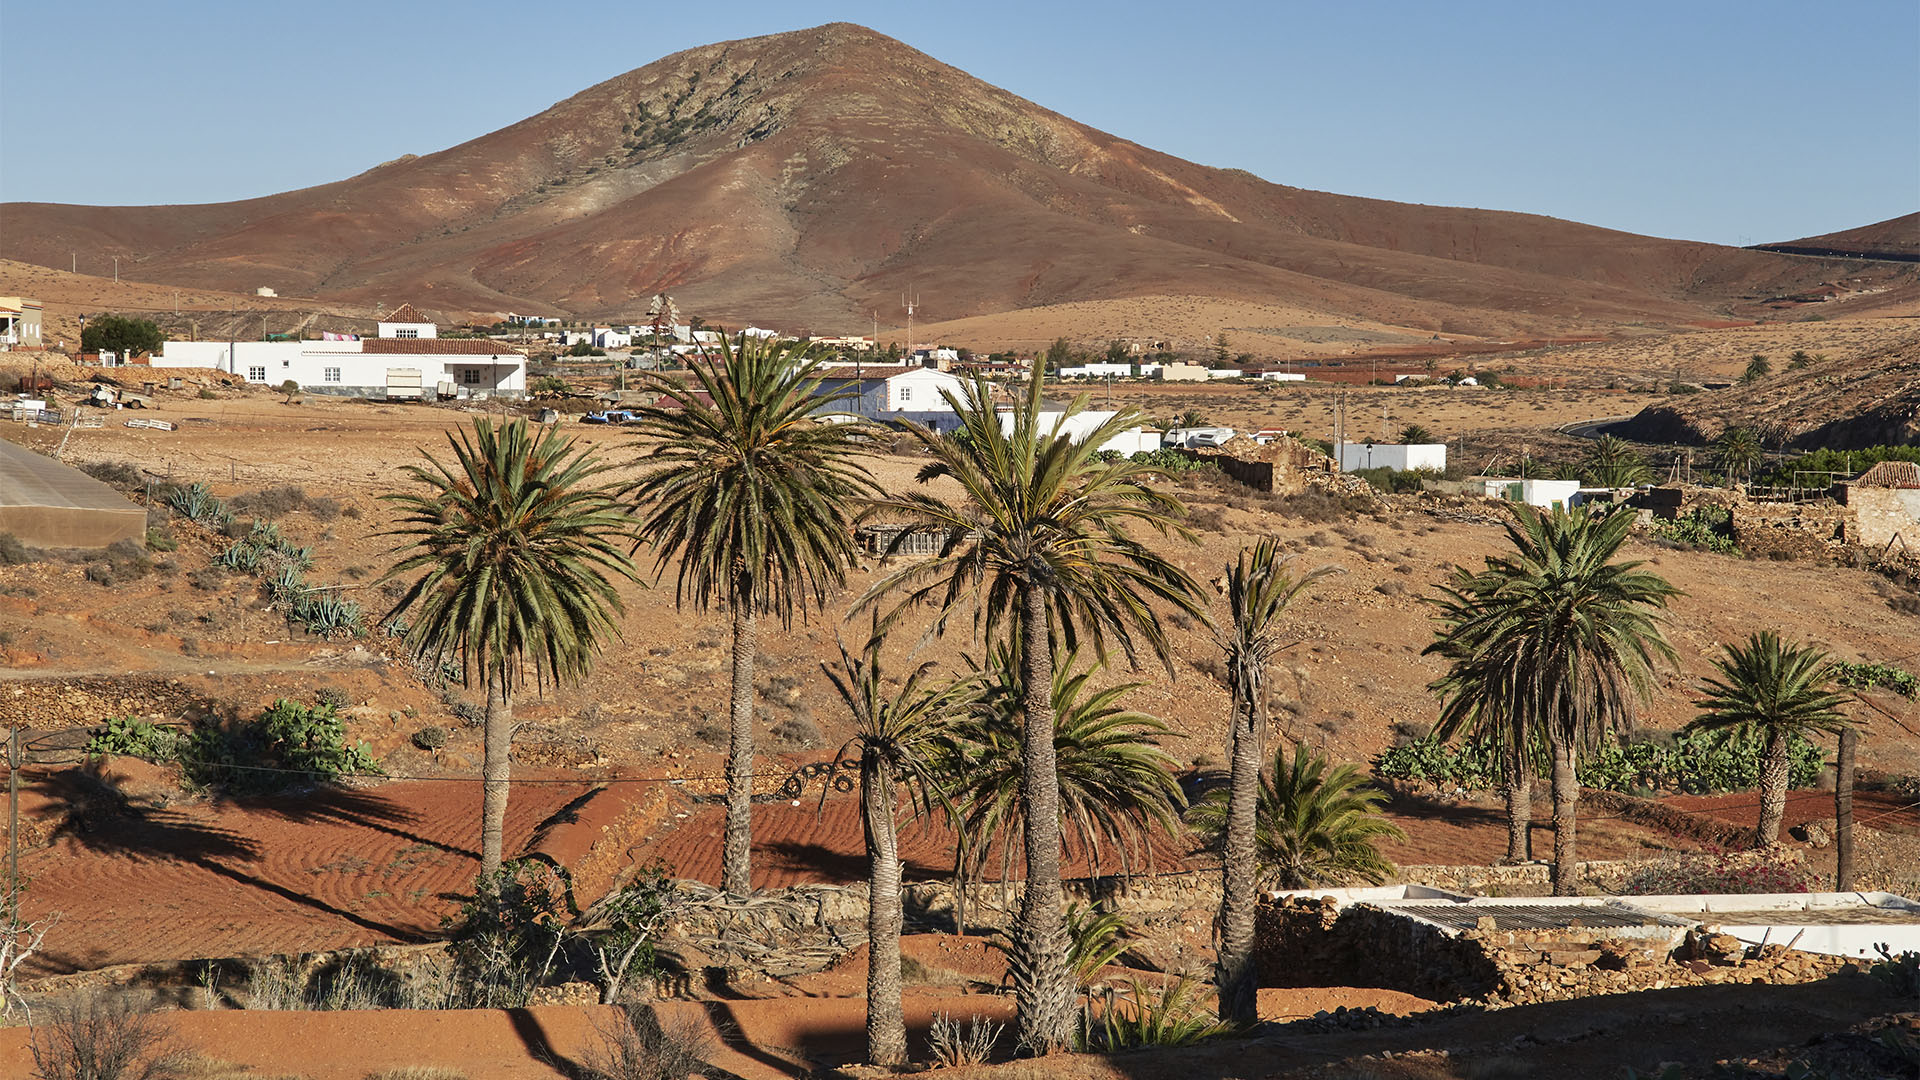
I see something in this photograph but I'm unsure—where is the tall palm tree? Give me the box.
[859,372,1203,1052]
[948,640,1187,895]
[1434,506,1678,895]
[383,418,637,877]
[1426,587,1546,865]
[1187,741,1405,889]
[630,336,878,898]
[1686,631,1849,848]
[1584,435,1648,488]
[1208,540,1337,1023]
[821,625,978,1066]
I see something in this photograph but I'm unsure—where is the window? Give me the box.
[323,367,341,384]
[898,385,913,402]
[247,365,266,382]
[395,328,419,339]
[462,368,481,385]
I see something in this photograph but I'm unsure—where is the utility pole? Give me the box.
[113,256,119,283]
[8,727,20,905]
[1835,726,1857,891]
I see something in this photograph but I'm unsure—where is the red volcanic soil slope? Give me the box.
[1762,211,1919,260]
[3,23,1904,337]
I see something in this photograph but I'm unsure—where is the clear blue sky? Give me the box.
[3,0,1914,246]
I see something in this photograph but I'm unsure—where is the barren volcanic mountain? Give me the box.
[3,23,1909,337]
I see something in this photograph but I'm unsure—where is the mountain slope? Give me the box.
[3,23,1906,336]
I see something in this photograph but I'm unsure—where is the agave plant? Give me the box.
[1083,974,1237,1052]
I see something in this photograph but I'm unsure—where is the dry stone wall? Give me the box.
[1252,895,1860,1010]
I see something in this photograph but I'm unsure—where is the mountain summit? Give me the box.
[3,23,1904,336]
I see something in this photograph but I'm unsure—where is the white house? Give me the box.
[1258,371,1306,382]
[1156,363,1209,382]
[148,303,525,399]
[1480,477,1581,510]
[812,366,969,431]
[1001,409,1160,456]
[1336,442,1447,473]
[1207,368,1244,380]
[1057,362,1138,378]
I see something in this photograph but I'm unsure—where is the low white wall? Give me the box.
[1337,442,1447,472]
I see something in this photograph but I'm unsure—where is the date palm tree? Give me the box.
[1686,631,1849,848]
[1206,540,1337,1023]
[1717,426,1763,485]
[948,640,1187,896]
[1584,435,1648,488]
[1436,505,1678,894]
[821,624,978,1066]
[383,418,637,877]
[1426,586,1547,865]
[1187,740,1404,889]
[630,335,878,898]
[859,372,1203,1052]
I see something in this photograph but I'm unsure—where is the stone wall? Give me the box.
[1251,894,1858,1009]
[1848,486,1920,552]
[1731,500,1851,562]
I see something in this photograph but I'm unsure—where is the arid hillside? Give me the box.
[4,23,1910,339]
[1617,329,1920,448]
[1758,212,1919,261]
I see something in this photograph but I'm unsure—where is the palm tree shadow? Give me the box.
[235,783,473,860]
[31,766,432,944]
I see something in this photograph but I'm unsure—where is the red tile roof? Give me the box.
[361,339,524,356]
[814,365,925,381]
[383,303,429,324]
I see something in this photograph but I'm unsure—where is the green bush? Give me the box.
[88,698,381,793]
[1832,661,1918,699]
[1376,728,1823,796]
[1647,508,1739,555]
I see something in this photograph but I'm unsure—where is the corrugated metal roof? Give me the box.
[0,441,143,512]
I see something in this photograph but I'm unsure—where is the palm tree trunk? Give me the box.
[1549,736,1578,897]
[1015,585,1073,1053]
[723,592,757,898]
[1504,738,1532,863]
[1835,726,1857,891]
[480,680,513,879]
[863,755,907,1066]
[1215,687,1263,1024]
[1755,728,1790,849]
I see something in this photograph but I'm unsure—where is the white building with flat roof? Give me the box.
[149,302,524,399]
[1337,442,1447,473]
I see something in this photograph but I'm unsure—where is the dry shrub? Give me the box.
[362,1070,468,1080]
[582,1004,712,1080]
[30,993,194,1080]
[1187,504,1229,532]
[229,486,309,519]
[927,1012,1001,1067]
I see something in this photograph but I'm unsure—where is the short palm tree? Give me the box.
[1209,540,1337,1023]
[1397,424,1435,445]
[821,624,978,1066]
[1743,354,1773,383]
[1717,426,1763,485]
[859,372,1203,1052]
[1433,506,1678,895]
[1686,631,1849,848]
[630,335,878,898]
[1426,586,1548,865]
[948,641,1187,894]
[1585,435,1648,488]
[1187,741,1404,889]
[384,418,637,877]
